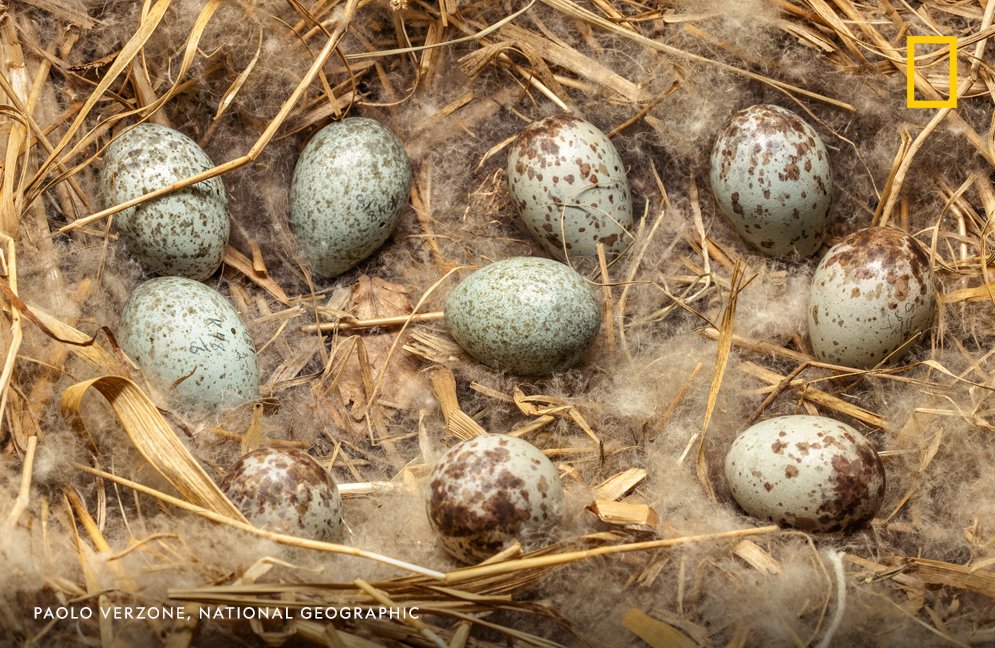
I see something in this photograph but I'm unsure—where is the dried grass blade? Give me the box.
[622,608,697,648]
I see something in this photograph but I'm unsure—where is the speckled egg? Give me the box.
[222,447,343,542]
[507,114,633,259]
[724,415,885,532]
[444,257,601,376]
[117,276,259,411]
[808,227,936,368]
[99,123,229,280]
[290,117,412,278]
[427,434,564,563]
[709,104,833,259]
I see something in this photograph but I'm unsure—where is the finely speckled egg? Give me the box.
[99,123,229,279]
[507,114,633,259]
[808,227,936,368]
[117,276,259,411]
[444,257,601,376]
[222,447,343,541]
[710,104,833,259]
[290,117,412,278]
[724,415,885,532]
[427,434,565,563]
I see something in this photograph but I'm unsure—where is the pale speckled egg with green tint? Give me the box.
[507,114,633,259]
[99,123,229,280]
[710,104,832,259]
[117,276,259,411]
[290,117,412,278]
[444,257,601,376]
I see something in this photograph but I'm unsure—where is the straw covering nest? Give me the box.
[1,0,995,646]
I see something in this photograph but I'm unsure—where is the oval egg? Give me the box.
[290,117,412,278]
[507,114,632,259]
[444,256,601,376]
[808,227,936,368]
[99,123,229,280]
[222,447,343,542]
[117,276,259,411]
[724,415,885,532]
[709,104,833,259]
[427,434,565,563]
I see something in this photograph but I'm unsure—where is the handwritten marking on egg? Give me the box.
[724,415,885,532]
[710,104,832,259]
[808,227,937,368]
[427,434,564,563]
[507,114,633,259]
[99,123,229,280]
[117,276,259,411]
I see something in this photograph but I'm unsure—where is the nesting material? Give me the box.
[1,1,995,647]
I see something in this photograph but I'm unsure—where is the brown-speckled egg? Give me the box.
[710,104,832,259]
[507,114,633,259]
[808,227,936,368]
[427,434,565,563]
[221,447,343,542]
[724,415,885,532]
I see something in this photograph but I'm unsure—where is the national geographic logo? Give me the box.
[906,36,958,108]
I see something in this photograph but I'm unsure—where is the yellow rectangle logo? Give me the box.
[907,36,958,108]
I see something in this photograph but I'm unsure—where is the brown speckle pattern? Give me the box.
[222,447,343,542]
[506,114,632,259]
[808,227,937,368]
[709,104,833,259]
[426,434,564,563]
[444,257,601,376]
[724,415,885,532]
[290,117,411,278]
[99,123,229,280]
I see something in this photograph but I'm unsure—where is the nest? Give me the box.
[2,0,994,646]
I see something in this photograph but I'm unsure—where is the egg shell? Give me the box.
[117,276,259,411]
[426,434,565,563]
[444,257,601,376]
[221,447,343,542]
[99,123,229,280]
[724,415,885,532]
[709,104,833,259]
[506,114,633,259]
[289,117,412,278]
[808,227,937,368]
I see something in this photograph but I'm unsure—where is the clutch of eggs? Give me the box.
[290,117,412,278]
[117,276,259,412]
[507,114,633,260]
[710,104,832,259]
[99,123,229,280]
[426,434,565,563]
[444,256,601,376]
[808,227,937,368]
[724,415,885,532]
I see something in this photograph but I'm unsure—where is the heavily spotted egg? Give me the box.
[444,256,601,376]
[507,114,633,259]
[99,123,229,280]
[724,415,885,532]
[221,447,343,542]
[808,227,937,368]
[710,104,833,259]
[426,434,565,563]
[290,117,411,278]
[117,276,259,411]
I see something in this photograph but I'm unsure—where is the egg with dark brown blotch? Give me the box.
[117,276,259,411]
[808,227,937,368]
[507,114,633,259]
[724,415,885,532]
[427,434,565,563]
[99,123,229,280]
[222,447,343,541]
[710,104,832,259]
